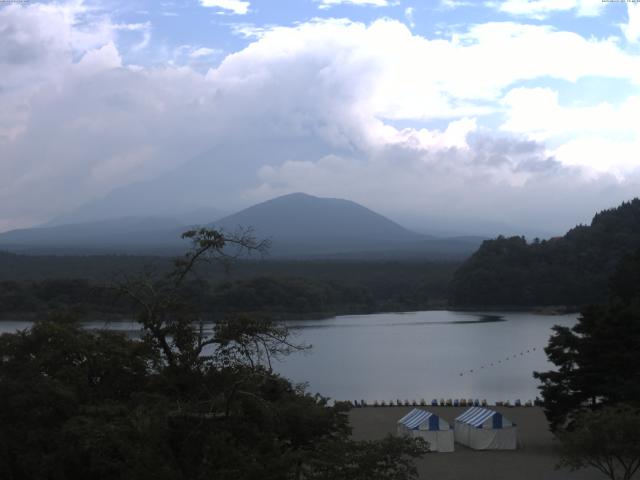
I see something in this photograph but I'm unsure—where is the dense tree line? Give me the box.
[450,199,640,307]
[0,251,457,285]
[0,271,451,319]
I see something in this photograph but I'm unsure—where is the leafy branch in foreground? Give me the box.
[114,227,274,370]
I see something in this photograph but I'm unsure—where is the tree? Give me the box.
[558,404,640,480]
[0,314,163,480]
[534,249,640,431]
[451,198,640,308]
[114,227,272,372]
[0,228,429,479]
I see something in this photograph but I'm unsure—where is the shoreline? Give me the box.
[0,305,581,322]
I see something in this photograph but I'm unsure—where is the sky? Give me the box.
[1,0,640,235]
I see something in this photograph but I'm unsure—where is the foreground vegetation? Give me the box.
[0,229,428,479]
[535,249,640,479]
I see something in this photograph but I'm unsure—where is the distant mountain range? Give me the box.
[0,217,189,254]
[0,193,483,259]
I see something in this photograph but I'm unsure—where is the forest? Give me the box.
[450,199,640,307]
[0,256,455,319]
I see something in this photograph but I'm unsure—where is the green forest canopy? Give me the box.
[450,198,640,307]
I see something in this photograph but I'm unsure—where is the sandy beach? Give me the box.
[349,406,607,480]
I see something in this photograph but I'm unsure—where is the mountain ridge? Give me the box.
[0,193,482,259]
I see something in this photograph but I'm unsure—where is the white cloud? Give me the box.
[213,18,640,125]
[250,139,640,234]
[488,0,605,19]
[501,87,640,139]
[2,6,640,232]
[113,22,149,32]
[76,42,123,74]
[189,47,221,58]
[440,0,473,9]
[0,2,221,226]
[112,22,152,51]
[622,3,640,43]
[404,7,415,27]
[317,0,391,9]
[199,0,250,15]
[500,87,640,176]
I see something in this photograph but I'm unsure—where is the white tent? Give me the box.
[397,408,454,453]
[454,407,517,450]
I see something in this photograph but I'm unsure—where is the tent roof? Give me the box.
[455,407,507,428]
[398,408,437,430]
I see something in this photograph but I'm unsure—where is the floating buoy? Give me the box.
[456,345,544,379]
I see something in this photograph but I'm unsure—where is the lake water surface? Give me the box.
[279,310,577,403]
[0,310,576,403]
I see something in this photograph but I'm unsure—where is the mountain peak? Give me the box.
[258,192,350,205]
[213,193,423,255]
[0,192,482,259]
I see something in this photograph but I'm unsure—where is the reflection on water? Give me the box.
[287,314,505,330]
[0,310,576,403]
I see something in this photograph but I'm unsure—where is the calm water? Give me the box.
[279,311,577,403]
[0,310,576,403]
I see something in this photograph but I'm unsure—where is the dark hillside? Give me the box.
[450,199,640,307]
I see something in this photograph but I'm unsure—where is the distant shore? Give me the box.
[449,305,581,315]
[0,304,581,323]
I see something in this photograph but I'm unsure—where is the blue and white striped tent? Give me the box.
[454,407,517,450]
[397,409,454,452]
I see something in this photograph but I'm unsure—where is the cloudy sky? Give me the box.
[1,0,640,235]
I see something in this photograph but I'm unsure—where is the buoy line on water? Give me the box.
[458,346,539,377]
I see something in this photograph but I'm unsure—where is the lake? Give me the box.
[0,310,576,403]
[279,310,577,404]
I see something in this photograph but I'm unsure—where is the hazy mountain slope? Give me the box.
[47,207,224,229]
[213,193,482,258]
[450,198,640,307]
[0,217,188,252]
[0,193,482,259]
[49,138,339,225]
[214,192,423,250]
